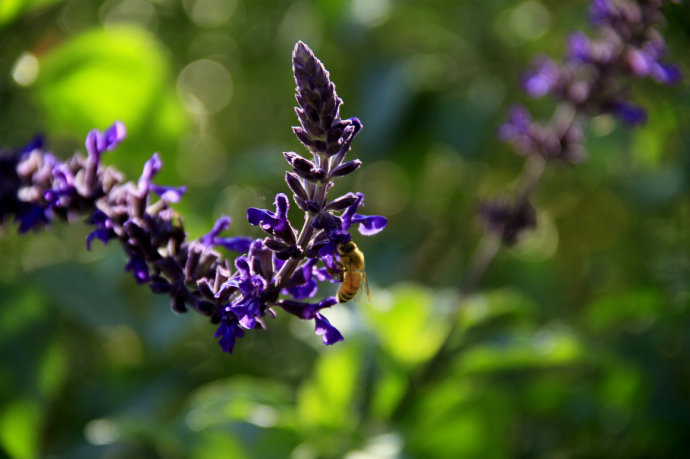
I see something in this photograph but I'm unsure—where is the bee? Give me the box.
[330,241,370,303]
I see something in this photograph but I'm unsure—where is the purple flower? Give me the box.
[215,319,245,354]
[217,256,268,329]
[277,296,343,344]
[247,193,297,246]
[277,296,338,320]
[200,215,252,253]
[85,121,126,161]
[521,57,561,98]
[316,193,387,261]
[125,254,150,284]
[626,43,683,86]
[86,209,115,250]
[568,32,592,63]
[314,313,344,345]
[479,197,536,245]
[607,100,647,125]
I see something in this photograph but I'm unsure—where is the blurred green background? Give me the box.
[1,0,689,457]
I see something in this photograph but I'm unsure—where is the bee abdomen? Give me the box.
[338,290,355,303]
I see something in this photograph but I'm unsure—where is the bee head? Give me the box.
[336,241,355,256]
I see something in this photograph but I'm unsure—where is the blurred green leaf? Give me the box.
[585,288,664,333]
[296,342,363,455]
[0,0,61,27]
[34,25,184,146]
[186,377,293,430]
[37,338,66,398]
[31,263,130,328]
[0,399,40,459]
[0,286,46,336]
[458,288,537,333]
[369,360,407,421]
[364,284,450,367]
[455,324,585,375]
[190,430,248,459]
[405,380,510,459]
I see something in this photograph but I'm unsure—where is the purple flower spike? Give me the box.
[492,0,681,244]
[2,40,386,354]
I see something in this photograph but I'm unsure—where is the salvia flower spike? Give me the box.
[0,41,387,354]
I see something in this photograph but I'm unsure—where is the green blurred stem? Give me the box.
[391,233,500,419]
[392,136,552,420]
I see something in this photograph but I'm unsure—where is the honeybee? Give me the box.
[330,241,370,303]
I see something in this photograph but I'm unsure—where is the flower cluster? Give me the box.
[483,0,682,244]
[214,41,387,352]
[0,41,385,354]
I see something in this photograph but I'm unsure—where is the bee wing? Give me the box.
[363,271,370,302]
[352,270,370,303]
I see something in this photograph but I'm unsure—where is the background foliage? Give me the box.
[0,0,689,457]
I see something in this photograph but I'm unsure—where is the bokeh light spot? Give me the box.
[99,0,158,30]
[495,1,550,45]
[183,0,237,28]
[11,52,39,87]
[351,0,391,28]
[84,419,120,445]
[177,59,233,115]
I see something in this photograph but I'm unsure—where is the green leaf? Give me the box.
[186,377,294,430]
[405,380,510,459]
[454,324,585,374]
[585,288,664,333]
[33,24,186,165]
[0,399,40,459]
[457,288,536,333]
[0,0,62,27]
[364,283,451,367]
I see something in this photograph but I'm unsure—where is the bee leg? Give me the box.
[327,262,345,282]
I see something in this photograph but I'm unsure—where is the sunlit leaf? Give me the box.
[369,360,407,421]
[296,343,363,455]
[454,323,585,374]
[33,25,184,150]
[190,430,248,459]
[364,283,451,367]
[405,380,510,459]
[0,399,40,459]
[186,377,294,430]
[0,0,61,27]
[458,288,536,332]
